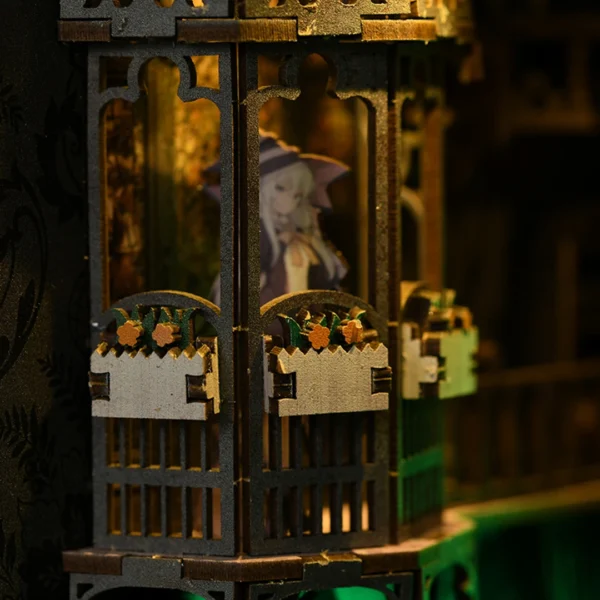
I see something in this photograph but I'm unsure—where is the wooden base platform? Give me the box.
[63,510,475,582]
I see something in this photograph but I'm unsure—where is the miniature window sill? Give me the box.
[264,341,391,417]
[90,340,220,421]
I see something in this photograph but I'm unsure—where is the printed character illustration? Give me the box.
[205,131,350,305]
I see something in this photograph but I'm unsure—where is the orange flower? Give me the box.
[152,322,181,348]
[341,319,364,344]
[117,320,143,347]
[308,324,330,350]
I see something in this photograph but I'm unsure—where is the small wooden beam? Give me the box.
[361,19,437,42]
[63,549,123,576]
[58,20,111,43]
[183,554,304,582]
[177,18,297,43]
[63,511,472,579]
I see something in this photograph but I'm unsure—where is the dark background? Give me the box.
[446,1,600,370]
[0,1,91,599]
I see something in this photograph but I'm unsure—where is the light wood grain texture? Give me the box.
[266,343,390,416]
[90,342,220,420]
[177,18,297,42]
[361,19,437,42]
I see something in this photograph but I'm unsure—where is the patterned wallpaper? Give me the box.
[0,1,91,599]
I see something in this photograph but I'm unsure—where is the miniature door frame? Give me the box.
[239,43,392,555]
[87,45,238,556]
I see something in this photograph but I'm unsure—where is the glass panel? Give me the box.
[101,56,221,305]
[256,54,368,304]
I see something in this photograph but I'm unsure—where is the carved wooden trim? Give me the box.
[177,18,297,43]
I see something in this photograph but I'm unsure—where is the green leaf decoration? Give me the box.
[158,307,174,324]
[272,308,375,350]
[111,308,129,329]
[176,308,196,349]
[141,307,159,349]
[130,305,142,321]
[111,305,202,351]
[277,314,304,348]
[327,311,342,344]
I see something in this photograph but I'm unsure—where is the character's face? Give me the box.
[272,179,305,217]
[261,162,315,233]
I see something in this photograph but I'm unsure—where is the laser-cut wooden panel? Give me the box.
[266,343,390,416]
[91,342,220,421]
[60,0,230,38]
[241,42,392,554]
[88,296,234,556]
[244,0,411,37]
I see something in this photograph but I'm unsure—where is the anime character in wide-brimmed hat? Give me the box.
[205,131,350,305]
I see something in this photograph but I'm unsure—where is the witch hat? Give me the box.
[202,130,349,211]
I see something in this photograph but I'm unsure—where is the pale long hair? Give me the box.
[261,161,343,284]
[209,158,347,305]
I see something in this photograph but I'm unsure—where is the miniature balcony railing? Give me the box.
[399,282,478,535]
[91,340,219,421]
[89,290,235,555]
[59,0,474,40]
[90,300,220,421]
[401,282,478,402]
[248,290,392,554]
[244,0,412,37]
[263,304,392,417]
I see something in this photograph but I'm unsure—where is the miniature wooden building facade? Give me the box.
[61,1,479,599]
